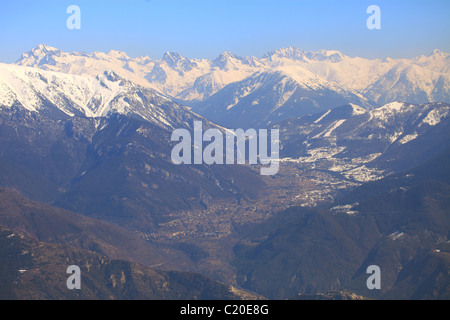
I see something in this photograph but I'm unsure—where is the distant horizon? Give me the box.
[1,0,449,63]
[7,43,449,64]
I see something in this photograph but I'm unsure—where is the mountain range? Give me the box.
[0,68,263,232]
[15,45,450,128]
[0,45,449,300]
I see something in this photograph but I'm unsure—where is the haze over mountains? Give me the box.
[0,45,449,300]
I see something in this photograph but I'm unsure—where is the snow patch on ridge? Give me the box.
[399,133,418,144]
[422,108,449,126]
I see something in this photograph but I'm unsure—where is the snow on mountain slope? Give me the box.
[17,45,266,102]
[364,62,450,106]
[191,67,375,129]
[0,63,199,128]
[261,47,398,92]
[14,45,450,110]
[147,51,265,101]
[276,102,450,182]
[412,49,450,73]
[185,47,448,128]
[16,44,156,89]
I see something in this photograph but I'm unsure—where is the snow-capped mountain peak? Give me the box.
[212,52,240,68]
[263,46,305,61]
[0,63,198,129]
[13,45,450,109]
[32,43,61,54]
[107,49,131,61]
[33,44,60,52]
[17,44,63,66]
[16,44,156,89]
[430,49,445,57]
[263,47,346,63]
[162,51,182,63]
[212,51,254,70]
[161,52,197,71]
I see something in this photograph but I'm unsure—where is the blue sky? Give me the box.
[0,0,449,62]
